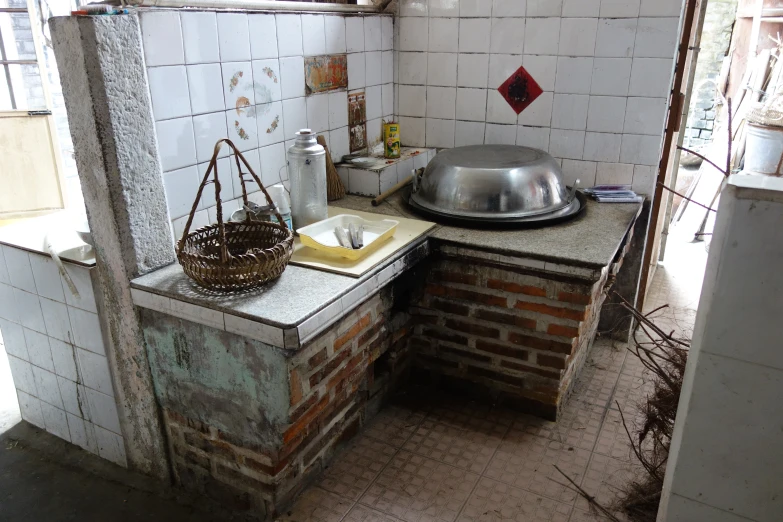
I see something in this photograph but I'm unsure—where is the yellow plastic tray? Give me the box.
[297,214,399,261]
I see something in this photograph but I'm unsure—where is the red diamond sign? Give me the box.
[498,65,543,115]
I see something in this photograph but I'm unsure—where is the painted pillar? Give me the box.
[49,14,174,480]
[658,175,783,521]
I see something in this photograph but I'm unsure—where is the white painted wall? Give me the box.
[659,174,783,521]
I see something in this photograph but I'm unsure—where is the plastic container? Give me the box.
[267,185,293,230]
[297,214,399,261]
[288,130,328,228]
[745,123,783,176]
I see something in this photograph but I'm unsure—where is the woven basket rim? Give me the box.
[177,221,294,265]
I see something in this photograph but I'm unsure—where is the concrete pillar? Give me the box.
[50,14,174,480]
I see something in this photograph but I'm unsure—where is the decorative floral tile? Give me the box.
[498,65,543,115]
[225,109,259,152]
[348,90,366,127]
[305,54,349,95]
[252,58,282,104]
[350,124,367,153]
[256,100,284,147]
[222,61,255,112]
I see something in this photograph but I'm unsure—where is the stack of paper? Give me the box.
[584,185,643,203]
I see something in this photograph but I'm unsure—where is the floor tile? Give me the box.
[511,402,604,453]
[359,451,479,522]
[344,504,406,522]
[319,437,398,500]
[364,405,427,448]
[485,435,590,504]
[458,477,572,522]
[576,454,643,513]
[592,409,635,462]
[278,487,354,522]
[403,418,502,474]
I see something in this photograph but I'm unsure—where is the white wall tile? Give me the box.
[516,126,551,151]
[67,413,99,454]
[562,0,601,17]
[399,52,428,84]
[94,425,127,467]
[485,123,517,145]
[430,0,460,16]
[364,17,383,52]
[428,18,459,52]
[428,53,458,86]
[427,86,457,119]
[187,64,225,115]
[584,132,622,162]
[596,162,635,185]
[306,94,330,133]
[549,129,585,160]
[249,14,278,60]
[0,283,17,322]
[555,57,593,94]
[193,112,229,164]
[252,59,282,104]
[279,56,306,100]
[156,117,197,172]
[458,53,489,88]
[382,51,394,84]
[524,17,561,55]
[68,308,106,356]
[328,91,349,130]
[302,15,326,56]
[49,338,77,381]
[492,0,527,17]
[325,16,347,54]
[517,91,553,126]
[528,0,562,16]
[366,51,383,87]
[181,12,219,64]
[399,116,426,146]
[230,148,260,196]
[382,83,394,115]
[32,365,63,409]
[399,17,429,52]
[198,157,233,208]
[17,390,44,428]
[587,95,627,132]
[425,118,456,148]
[620,133,662,165]
[624,97,667,135]
[0,318,27,360]
[490,17,525,54]
[522,55,557,92]
[282,97,309,139]
[276,14,303,57]
[595,18,637,58]
[23,328,53,371]
[61,266,96,314]
[561,159,597,187]
[456,88,487,121]
[0,248,8,285]
[3,246,35,293]
[559,17,598,57]
[16,289,46,334]
[84,387,121,434]
[346,17,365,53]
[258,142,288,187]
[348,53,366,90]
[140,11,184,67]
[217,13,251,62]
[350,169,380,196]
[460,18,491,53]
[221,61,254,111]
[629,57,673,97]
[163,166,200,219]
[329,126,350,164]
[380,164,398,193]
[7,355,37,395]
[455,120,486,146]
[399,85,427,117]
[632,164,656,194]
[635,17,679,59]
[148,66,191,121]
[29,254,64,303]
[591,58,632,96]
[551,93,589,130]
[489,53,524,88]
[382,17,394,51]
[460,0,492,16]
[599,0,641,18]
[640,0,683,17]
[487,89,519,124]
[39,298,70,344]
[77,349,114,396]
[366,85,383,121]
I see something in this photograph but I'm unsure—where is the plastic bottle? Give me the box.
[267,185,293,230]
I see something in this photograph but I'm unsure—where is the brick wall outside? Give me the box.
[409,253,612,420]
[161,289,411,518]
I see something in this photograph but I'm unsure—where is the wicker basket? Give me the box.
[177,139,294,291]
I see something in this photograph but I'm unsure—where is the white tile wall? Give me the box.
[394,0,682,194]
[0,247,125,467]
[140,10,394,234]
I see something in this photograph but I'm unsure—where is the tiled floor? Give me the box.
[281,235,708,522]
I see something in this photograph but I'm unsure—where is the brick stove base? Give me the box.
[408,247,617,420]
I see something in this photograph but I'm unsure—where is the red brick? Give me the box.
[429,297,471,316]
[334,313,372,351]
[422,327,469,346]
[475,340,529,361]
[282,394,329,444]
[432,270,478,286]
[357,321,385,347]
[466,365,525,389]
[445,319,500,339]
[326,352,367,392]
[500,360,561,380]
[547,324,580,338]
[487,279,546,297]
[164,408,188,427]
[439,345,492,364]
[242,454,289,477]
[290,369,303,407]
[537,354,567,370]
[307,348,328,371]
[290,391,319,422]
[507,332,573,355]
[426,284,507,308]
[557,291,591,306]
[309,349,350,387]
[514,301,586,322]
[473,309,537,330]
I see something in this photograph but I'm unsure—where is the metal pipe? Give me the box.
[117,0,381,13]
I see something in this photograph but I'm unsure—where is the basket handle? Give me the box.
[177,139,289,263]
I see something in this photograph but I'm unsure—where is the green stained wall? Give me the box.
[141,309,290,451]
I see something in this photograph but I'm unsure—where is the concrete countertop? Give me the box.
[131,193,642,342]
[0,212,96,267]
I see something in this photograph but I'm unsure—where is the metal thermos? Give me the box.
[288,129,328,229]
